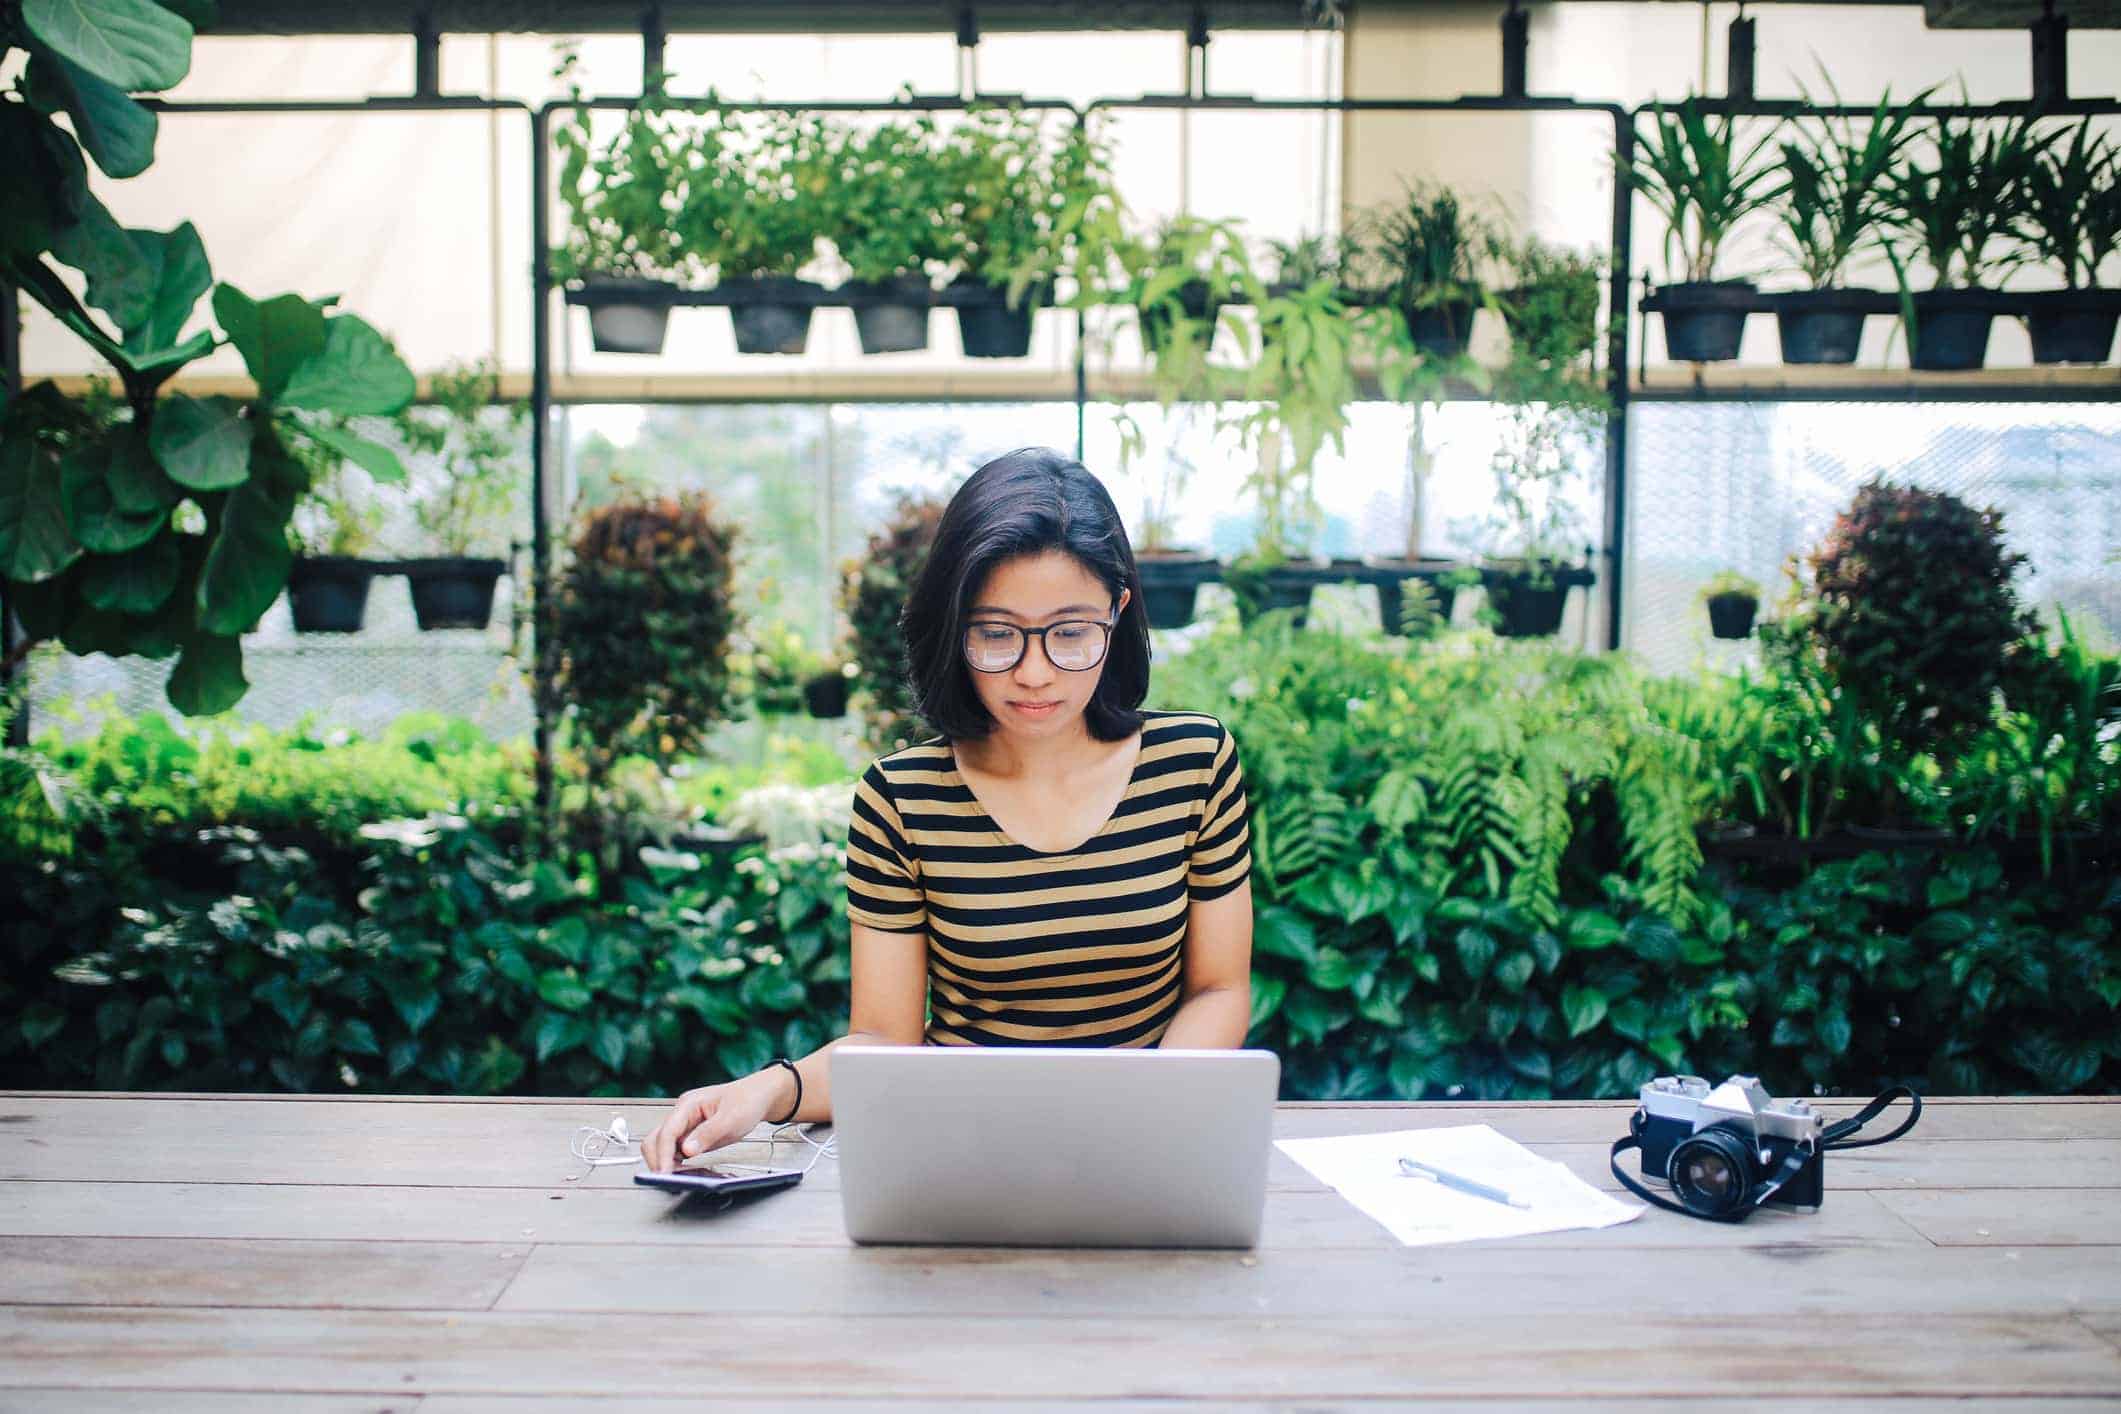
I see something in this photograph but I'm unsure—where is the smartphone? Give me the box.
[633,1164,804,1197]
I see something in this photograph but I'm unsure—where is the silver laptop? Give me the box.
[830,1045,1281,1248]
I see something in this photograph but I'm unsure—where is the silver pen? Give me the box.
[1398,1155,1532,1209]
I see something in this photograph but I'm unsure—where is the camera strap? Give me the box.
[1607,1084,1923,1222]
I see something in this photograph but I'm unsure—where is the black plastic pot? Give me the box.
[1135,552,1220,629]
[1366,559,1463,636]
[948,277,1040,359]
[1706,591,1758,640]
[844,275,933,354]
[403,557,505,631]
[1139,280,1221,359]
[1907,289,2002,371]
[579,277,675,356]
[1480,562,1594,639]
[1771,288,1887,365]
[286,555,377,634]
[1228,564,1317,629]
[1399,297,1477,359]
[803,671,849,719]
[721,275,821,356]
[2022,290,2121,365]
[1648,281,1757,362]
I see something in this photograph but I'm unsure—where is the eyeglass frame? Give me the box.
[961,612,1119,674]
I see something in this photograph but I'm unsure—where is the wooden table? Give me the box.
[2,1092,2117,1411]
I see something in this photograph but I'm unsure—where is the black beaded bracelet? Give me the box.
[764,1056,802,1125]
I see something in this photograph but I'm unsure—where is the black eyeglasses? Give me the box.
[963,615,1116,673]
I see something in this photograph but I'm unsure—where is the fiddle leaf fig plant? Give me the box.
[0,0,417,716]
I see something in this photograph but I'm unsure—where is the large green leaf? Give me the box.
[23,0,194,93]
[150,394,249,490]
[277,314,416,417]
[211,285,326,402]
[47,194,155,331]
[0,104,90,259]
[0,434,83,583]
[3,251,211,391]
[24,48,158,178]
[103,428,181,513]
[61,442,166,554]
[79,532,180,614]
[287,417,407,485]
[194,472,294,636]
[123,223,213,356]
[166,631,245,716]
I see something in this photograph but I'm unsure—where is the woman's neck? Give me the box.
[955,721,1111,780]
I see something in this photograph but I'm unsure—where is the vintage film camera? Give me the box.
[1610,1074,1922,1222]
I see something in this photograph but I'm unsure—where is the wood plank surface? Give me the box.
[5,1094,2118,1408]
[3,1096,2090,1188]
[0,1180,1940,1249]
[2,1308,2118,1398]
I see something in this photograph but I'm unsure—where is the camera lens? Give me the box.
[1668,1128,1755,1219]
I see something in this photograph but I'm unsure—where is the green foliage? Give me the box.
[1498,238,1604,374]
[0,815,851,1097]
[2018,118,2121,290]
[1701,569,1762,602]
[842,491,947,753]
[0,3,413,715]
[554,493,741,783]
[1886,110,2053,288]
[390,359,528,558]
[1627,99,1786,284]
[827,110,958,285]
[1371,181,1505,309]
[1801,479,2034,755]
[1773,83,1934,289]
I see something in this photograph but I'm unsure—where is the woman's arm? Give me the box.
[1158,877,1254,1049]
[643,920,927,1169]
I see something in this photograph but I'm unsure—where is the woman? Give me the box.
[643,446,1253,1171]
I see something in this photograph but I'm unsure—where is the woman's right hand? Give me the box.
[641,1075,779,1172]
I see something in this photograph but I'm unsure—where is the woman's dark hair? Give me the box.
[901,446,1150,742]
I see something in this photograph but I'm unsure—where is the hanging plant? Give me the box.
[1627,98,1785,361]
[1769,83,1933,365]
[1884,109,2053,370]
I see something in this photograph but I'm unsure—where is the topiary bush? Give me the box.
[843,492,947,753]
[554,493,741,778]
[1803,479,2034,755]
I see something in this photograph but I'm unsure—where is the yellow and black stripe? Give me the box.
[845,710,1251,1047]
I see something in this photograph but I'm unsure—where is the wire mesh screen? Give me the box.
[23,562,535,741]
[1624,402,2121,676]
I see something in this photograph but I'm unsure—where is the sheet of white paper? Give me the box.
[1276,1123,1645,1246]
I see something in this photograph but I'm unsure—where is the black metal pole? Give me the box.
[1,275,24,747]
[1605,111,1633,651]
[1726,13,1756,103]
[531,103,557,840]
[2031,1,2067,108]
[1501,2,1529,102]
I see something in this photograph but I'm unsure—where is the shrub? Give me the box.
[554,493,741,778]
[843,492,946,753]
[1802,479,2033,755]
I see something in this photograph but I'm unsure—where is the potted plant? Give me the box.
[1702,569,1762,640]
[1370,181,1502,359]
[1121,425,1219,629]
[284,416,390,634]
[1769,85,1932,365]
[1223,268,1363,628]
[1628,99,1784,362]
[2017,117,2121,365]
[552,491,741,876]
[676,107,833,355]
[939,106,1085,359]
[1125,214,1258,364]
[1885,110,2053,371]
[394,360,525,631]
[803,659,857,719]
[737,622,814,717]
[1475,380,1603,638]
[552,61,692,356]
[828,111,952,355]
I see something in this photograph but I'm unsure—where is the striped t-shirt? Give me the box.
[844,710,1251,1047]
